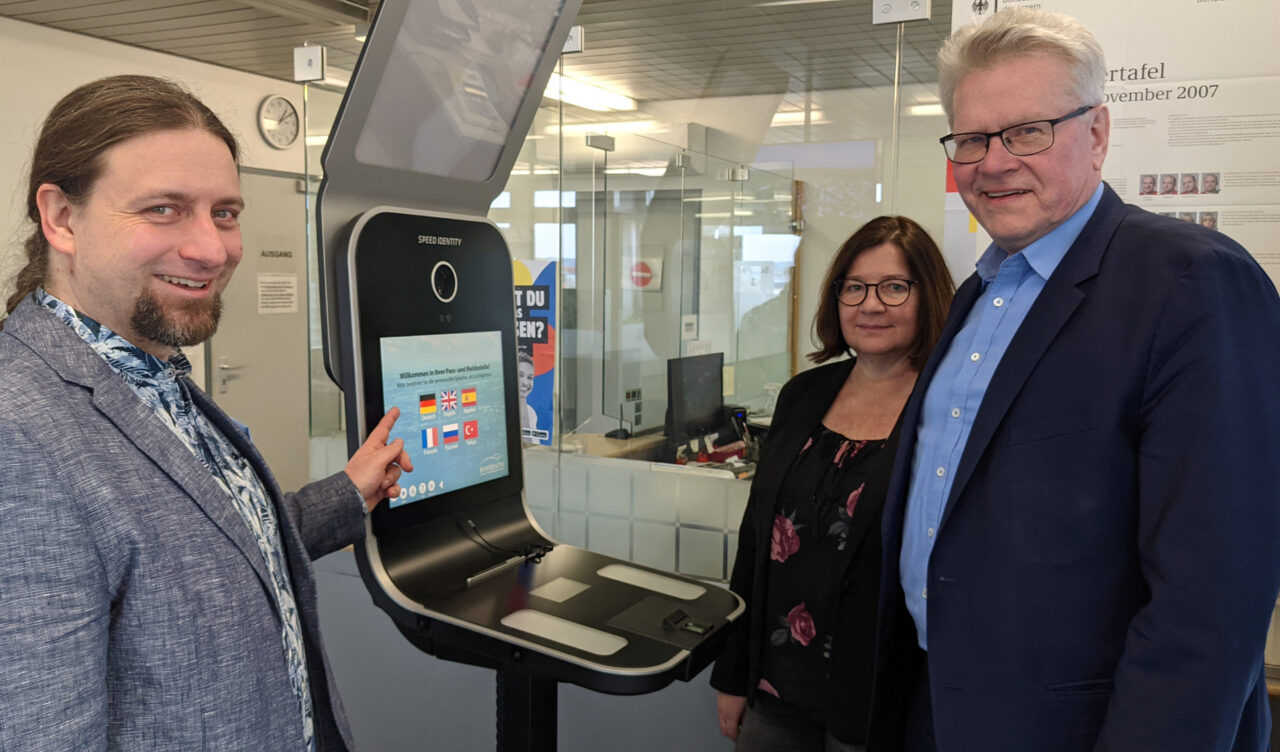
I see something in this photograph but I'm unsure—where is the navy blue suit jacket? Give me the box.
[871,185,1280,751]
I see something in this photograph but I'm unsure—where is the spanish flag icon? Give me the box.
[461,387,477,406]
[419,394,436,415]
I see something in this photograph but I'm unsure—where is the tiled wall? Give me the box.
[524,450,749,582]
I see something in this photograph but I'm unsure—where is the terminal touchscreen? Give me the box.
[344,209,524,536]
[379,331,509,508]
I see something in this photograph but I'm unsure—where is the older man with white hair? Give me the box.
[869,9,1280,752]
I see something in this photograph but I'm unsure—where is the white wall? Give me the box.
[0,15,312,306]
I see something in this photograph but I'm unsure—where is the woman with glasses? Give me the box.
[711,216,954,751]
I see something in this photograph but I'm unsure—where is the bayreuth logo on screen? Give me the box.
[971,0,989,14]
[478,453,505,476]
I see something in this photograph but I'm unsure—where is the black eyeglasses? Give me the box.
[834,278,916,307]
[939,105,1096,164]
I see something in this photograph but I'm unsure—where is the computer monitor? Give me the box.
[666,353,725,442]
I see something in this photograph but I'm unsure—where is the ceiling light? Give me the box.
[551,120,657,136]
[696,210,755,217]
[908,104,945,117]
[755,0,843,6]
[545,73,636,111]
[604,167,668,177]
[509,167,560,176]
[770,110,829,127]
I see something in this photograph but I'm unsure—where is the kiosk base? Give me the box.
[497,670,557,752]
[391,621,562,750]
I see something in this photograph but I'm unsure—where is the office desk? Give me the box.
[560,433,669,462]
[745,415,772,443]
[553,433,756,480]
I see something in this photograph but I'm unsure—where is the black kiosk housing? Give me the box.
[316,1,744,746]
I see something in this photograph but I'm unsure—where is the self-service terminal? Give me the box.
[316,2,743,748]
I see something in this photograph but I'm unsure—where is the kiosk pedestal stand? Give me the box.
[496,670,556,752]
[386,614,557,751]
[317,2,744,747]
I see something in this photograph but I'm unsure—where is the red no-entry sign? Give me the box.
[630,261,653,287]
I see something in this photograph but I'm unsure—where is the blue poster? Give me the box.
[513,259,556,445]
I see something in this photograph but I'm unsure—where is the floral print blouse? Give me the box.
[758,423,888,715]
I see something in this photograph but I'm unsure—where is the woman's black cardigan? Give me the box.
[709,358,902,744]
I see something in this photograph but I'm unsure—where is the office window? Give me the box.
[534,222,575,261]
[534,190,576,208]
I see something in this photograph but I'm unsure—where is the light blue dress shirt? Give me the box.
[900,183,1105,650]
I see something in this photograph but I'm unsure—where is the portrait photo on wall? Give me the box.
[1138,174,1157,195]
[1159,173,1179,195]
[1199,211,1218,230]
[1180,173,1199,195]
[1202,172,1221,194]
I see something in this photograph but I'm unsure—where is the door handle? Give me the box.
[217,357,243,394]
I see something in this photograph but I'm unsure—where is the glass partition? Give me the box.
[301,12,949,579]
[729,163,798,416]
[302,83,347,482]
[540,133,796,458]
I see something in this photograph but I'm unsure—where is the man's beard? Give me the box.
[129,289,223,350]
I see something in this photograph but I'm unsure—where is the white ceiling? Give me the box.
[0,0,951,104]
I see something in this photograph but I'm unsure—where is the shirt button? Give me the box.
[936,467,946,477]
[970,352,981,362]
[922,588,928,598]
[951,408,961,418]
[993,297,1005,307]
[927,527,935,537]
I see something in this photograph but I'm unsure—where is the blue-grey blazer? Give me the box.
[0,297,365,750]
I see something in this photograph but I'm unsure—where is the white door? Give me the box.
[207,169,311,492]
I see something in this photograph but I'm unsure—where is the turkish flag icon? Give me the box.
[463,420,479,440]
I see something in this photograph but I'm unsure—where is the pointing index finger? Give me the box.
[368,407,400,445]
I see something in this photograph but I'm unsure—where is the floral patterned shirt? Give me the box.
[37,289,316,752]
[759,423,887,716]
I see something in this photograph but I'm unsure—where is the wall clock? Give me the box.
[257,94,299,149]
